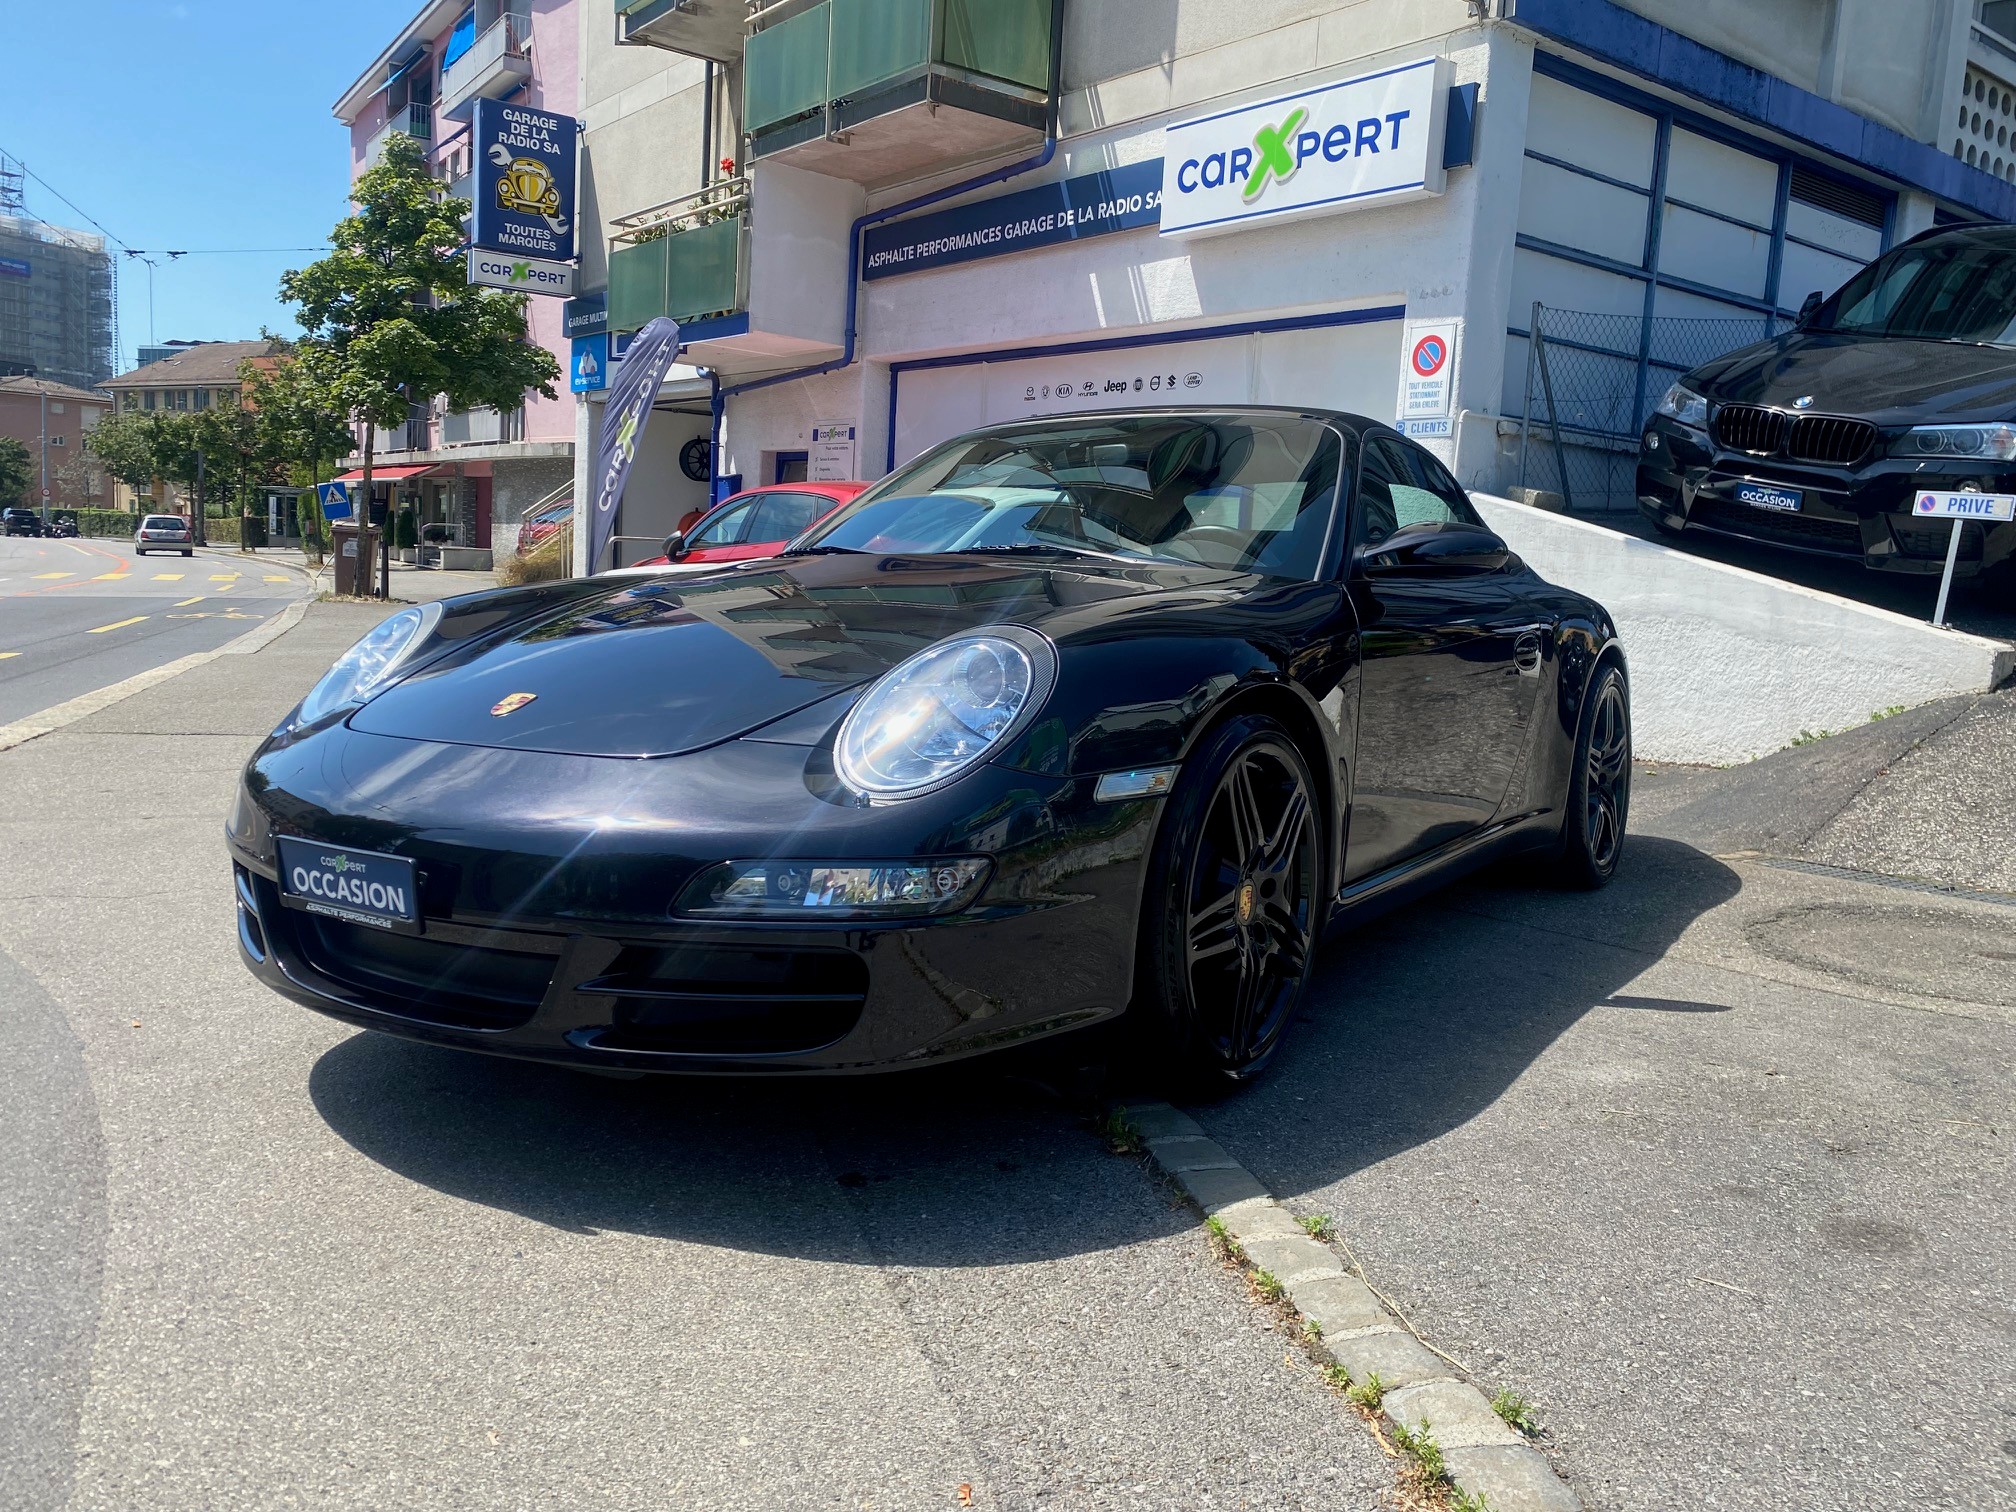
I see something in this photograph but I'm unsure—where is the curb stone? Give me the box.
[1120,1099,1584,1512]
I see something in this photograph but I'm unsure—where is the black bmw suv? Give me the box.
[1638,223,2016,589]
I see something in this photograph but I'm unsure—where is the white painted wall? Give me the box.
[1473,494,2016,765]
[747,161,864,358]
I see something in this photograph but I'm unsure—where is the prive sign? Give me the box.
[1160,57,1450,237]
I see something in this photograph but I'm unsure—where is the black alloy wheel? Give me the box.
[1137,715,1322,1089]
[1557,661,1631,888]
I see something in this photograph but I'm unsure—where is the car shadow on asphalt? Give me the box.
[305,834,1741,1265]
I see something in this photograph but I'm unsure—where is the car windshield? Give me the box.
[793,415,1344,578]
[1823,240,2016,345]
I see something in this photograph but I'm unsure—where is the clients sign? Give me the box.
[1160,57,1449,237]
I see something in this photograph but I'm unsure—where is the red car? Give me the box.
[639,481,867,567]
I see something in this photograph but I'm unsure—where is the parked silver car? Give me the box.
[135,514,194,557]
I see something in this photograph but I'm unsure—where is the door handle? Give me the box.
[1513,632,1543,675]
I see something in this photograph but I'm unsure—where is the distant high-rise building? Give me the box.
[0,213,115,392]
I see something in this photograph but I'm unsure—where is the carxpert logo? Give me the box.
[319,853,357,874]
[1160,57,1447,235]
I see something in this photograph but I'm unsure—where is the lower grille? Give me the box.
[1895,520,1986,561]
[1690,498,1863,555]
[1786,415,1877,466]
[576,943,868,1055]
[287,913,554,1030]
[1714,404,1787,455]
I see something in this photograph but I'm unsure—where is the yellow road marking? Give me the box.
[88,616,148,634]
[65,543,94,556]
[263,575,289,582]
[32,572,73,580]
[173,595,205,607]
[93,571,129,581]
[153,573,185,581]
[0,651,19,660]
[208,574,239,582]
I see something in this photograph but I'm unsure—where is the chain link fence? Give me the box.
[1516,303,1791,512]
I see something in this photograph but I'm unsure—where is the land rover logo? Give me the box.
[490,692,538,716]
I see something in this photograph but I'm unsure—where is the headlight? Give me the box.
[834,631,1053,796]
[676,859,991,919]
[1653,383,1708,430]
[290,602,442,728]
[1891,423,2016,461]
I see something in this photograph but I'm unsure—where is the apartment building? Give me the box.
[0,376,111,510]
[334,0,579,562]
[564,0,2016,559]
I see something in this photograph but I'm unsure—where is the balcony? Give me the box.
[745,0,1054,187]
[616,0,745,63]
[440,14,532,121]
[441,405,525,446]
[606,166,854,372]
[363,102,434,167]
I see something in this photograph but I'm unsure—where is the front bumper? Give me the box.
[227,726,1157,1074]
[1636,417,2016,578]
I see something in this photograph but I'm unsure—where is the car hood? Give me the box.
[345,553,1250,758]
[1692,330,2016,424]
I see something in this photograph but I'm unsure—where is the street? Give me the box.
[2,597,2010,1511]
[0,537,304,728]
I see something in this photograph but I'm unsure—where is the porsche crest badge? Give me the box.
[490,692,539,717]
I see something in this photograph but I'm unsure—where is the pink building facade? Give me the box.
[334,0,578,563]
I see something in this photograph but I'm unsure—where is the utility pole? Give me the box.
[193,449,207,546]
[37,385,49,528]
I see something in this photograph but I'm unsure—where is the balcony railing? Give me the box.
[616,0,745,63]
[441,405,526,446]
[363,102,434,167]
[607,177,749,332]
[440,13,533,121]
[745,0,1053,182]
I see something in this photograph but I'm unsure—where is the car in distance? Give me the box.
[513,495,574,557]
[135,514,194,556]
[228,409,1628,1088]
[2,507,43,537]
[1638,222,2016,590]
[635,482,868,568]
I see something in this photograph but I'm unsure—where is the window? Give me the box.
[194,388,210,410]
[744,491,828,542]
[143,391,156,411]
[688,500,756,549]
[1358,436,1482,547]
[50,400,64,414]
[49,434,65,446]
[123,393,138,411]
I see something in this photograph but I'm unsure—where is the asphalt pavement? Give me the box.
[0,536,305,727]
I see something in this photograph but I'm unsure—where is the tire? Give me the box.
[1554,660,1631,889]
[181,549,192,557]
[1132,714,1323,1092]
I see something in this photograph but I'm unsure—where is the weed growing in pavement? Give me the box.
[1303,1317,1323,1342]
[1346,1370,1388,1411]
[1097,1107,1143,1155]
[1789,728,1833,747]
[1391,1419,1451,1489]
[1322,1361,1351,1390]
[1204,1214,1246,1265]
[1870,705,1907,721]
[1490,1387,1540,1437]
[1300,1213,1337,1240]
[1251,1269,1285,1303]
[1449,1487,1495,1512]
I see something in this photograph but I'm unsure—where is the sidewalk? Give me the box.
[0,598,1397,1511]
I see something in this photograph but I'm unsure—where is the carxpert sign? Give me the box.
[863,160,1164,281]
[469,250,576,296]
[470,97,579,263]
[1160,57,1450,237]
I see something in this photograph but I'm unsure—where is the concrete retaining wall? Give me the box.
[1472,494,2016,766]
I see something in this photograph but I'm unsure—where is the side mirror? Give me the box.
[1358,521,1512,576]
[661,530,687,561]
[1796,290,1825,329]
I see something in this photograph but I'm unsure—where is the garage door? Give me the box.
[891,312,1404,471]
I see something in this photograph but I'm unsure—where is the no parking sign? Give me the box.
[1397,319,1459,439]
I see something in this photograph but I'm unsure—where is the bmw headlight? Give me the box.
[1891,423,2016,461]
[290,602,443,729]
[1653,383,1709,431]
[834,631,1054,797]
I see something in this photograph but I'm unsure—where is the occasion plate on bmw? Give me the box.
[275,837,420,935]
[1734,482,1803,513]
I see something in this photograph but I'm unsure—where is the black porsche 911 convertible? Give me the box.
[228,408,1629,1087]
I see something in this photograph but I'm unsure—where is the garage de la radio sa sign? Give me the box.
[467,97,580,298]
[867,56,1464,437]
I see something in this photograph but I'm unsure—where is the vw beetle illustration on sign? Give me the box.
[227,410,1629,1087]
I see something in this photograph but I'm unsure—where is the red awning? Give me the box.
[331,465,435,483]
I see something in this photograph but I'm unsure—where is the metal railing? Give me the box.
[1517,302,1789,513]
[441,13,532,115]
[608,177,751,330]
[364,102,434,165]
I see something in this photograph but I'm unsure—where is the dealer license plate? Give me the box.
[276,837,420,935]
[1734,482,1802,513]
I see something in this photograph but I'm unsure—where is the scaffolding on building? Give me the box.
[0,206,116,391]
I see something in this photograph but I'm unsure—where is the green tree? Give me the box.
[84,411,185,503]
[0,436,30,509]
[280,135,559,586]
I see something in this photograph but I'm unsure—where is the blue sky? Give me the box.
[5,0,421,371]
